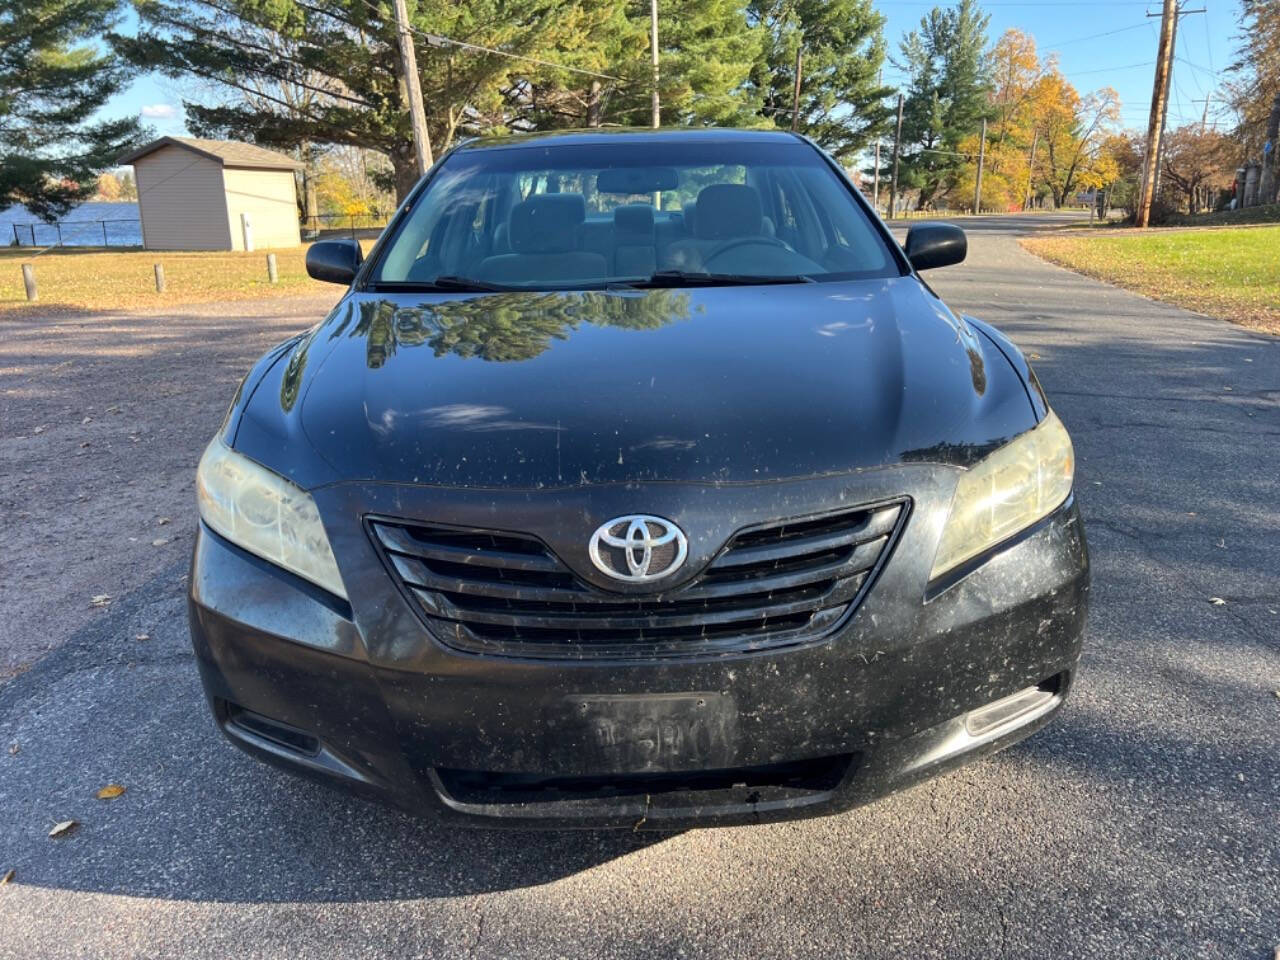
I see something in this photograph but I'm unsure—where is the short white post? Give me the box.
[266,253,278,284]
[21,263,37,301]
[154,263,166,293]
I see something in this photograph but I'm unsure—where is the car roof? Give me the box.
[456,127,807,152]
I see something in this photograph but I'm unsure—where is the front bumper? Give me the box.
[188,473,1089,830]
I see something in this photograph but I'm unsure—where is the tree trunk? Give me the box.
[391,141,420,203]
[300,139,319,232]
[586,80,602,127]
[1259,88,1280,206]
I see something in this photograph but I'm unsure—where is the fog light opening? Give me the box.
[224,702,321,757]
[964,677,1061,739]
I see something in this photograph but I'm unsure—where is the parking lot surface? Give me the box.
[1,213,1277,959]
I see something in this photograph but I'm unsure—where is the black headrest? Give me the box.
[695,184,763,239]
[509,194,586,254]
[614,204,655,238]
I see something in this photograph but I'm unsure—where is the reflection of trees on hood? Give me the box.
[349,290,697,366]
[279,336,311,411]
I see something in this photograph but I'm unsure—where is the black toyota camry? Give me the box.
[189,128,1088,828]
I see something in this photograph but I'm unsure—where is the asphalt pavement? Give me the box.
[1,212,1277,959]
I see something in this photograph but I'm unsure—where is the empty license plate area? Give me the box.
[567,692,739,773]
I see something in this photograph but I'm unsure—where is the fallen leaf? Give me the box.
[157,517,171,526]
[90,594,112,608]
[152,538,170,547]
[1028,352,1041,360]
[135,633,150,641]
[33,426,44,435]
[48,820,77,838]
[79,441,91,449]
[0,869,13,885]
[1208,597,1227,606]
[8,743,17,756]
[106,405,120,414]
[81,416,93,425]
[97,784,126,800]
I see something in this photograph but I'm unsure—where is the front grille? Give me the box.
[369,500,905,660]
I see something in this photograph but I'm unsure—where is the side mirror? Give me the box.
[306,238,364,285]
[904,222,967,271]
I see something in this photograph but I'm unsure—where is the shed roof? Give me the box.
[118,136,304,171]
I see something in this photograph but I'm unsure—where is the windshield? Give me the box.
[369,138,900,290]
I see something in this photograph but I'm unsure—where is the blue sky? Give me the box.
[105,0,1242,143]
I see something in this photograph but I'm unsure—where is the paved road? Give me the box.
[2,213,1277,959]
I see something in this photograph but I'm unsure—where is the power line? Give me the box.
[344,0,624,81]
[1041,21,1151,48]
[1069,60,1157,76]
[1174,55,1217,78]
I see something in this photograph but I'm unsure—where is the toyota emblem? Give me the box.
[588,515,688,583]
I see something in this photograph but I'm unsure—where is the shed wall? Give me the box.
[222,168,301,250]
[134,148,232,250]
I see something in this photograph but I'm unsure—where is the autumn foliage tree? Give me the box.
[1161,126,1235,213]
[946,28,1122,211]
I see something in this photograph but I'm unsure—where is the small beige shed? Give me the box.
[118,137,303,251]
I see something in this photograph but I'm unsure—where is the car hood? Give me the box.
[232,278,1037,490]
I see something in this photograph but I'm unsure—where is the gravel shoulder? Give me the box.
[0,292,341,678]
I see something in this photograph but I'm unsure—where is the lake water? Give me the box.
[2,202,142,247]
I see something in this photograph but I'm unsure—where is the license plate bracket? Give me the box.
[565,692,738,773]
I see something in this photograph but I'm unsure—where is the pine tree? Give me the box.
[114,0,633,201]
[605,0,766,127]
[893,0,991,207]
[1,0,143,220]
[748,0,893,161]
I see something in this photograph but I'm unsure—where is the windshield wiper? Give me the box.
[619,270,817,289]
[372,275,512,292]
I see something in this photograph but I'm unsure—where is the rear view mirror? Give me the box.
[596,167,679,194]
[306,238,364,285]
[904,223,967,271]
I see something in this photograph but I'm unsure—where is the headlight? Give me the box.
[930,410,1074,580]
[196,439,347,600]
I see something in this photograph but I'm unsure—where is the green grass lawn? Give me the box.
[0,242,369,314]
[1021,226,1280,335]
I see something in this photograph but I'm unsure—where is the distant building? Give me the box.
[117,137,303,251]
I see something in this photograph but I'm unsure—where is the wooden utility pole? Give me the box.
[393,0,433,176]
[872,69,882,211]
[790,45,803,133]
[889,93,904,219]
[1137,1,1203,225]
[974,117,987,214]
[1137,0,1177,226]
[1152,7,1180,203]
[873,139,881,210]
[1024,129,1039,210]
[650,0,660,128]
